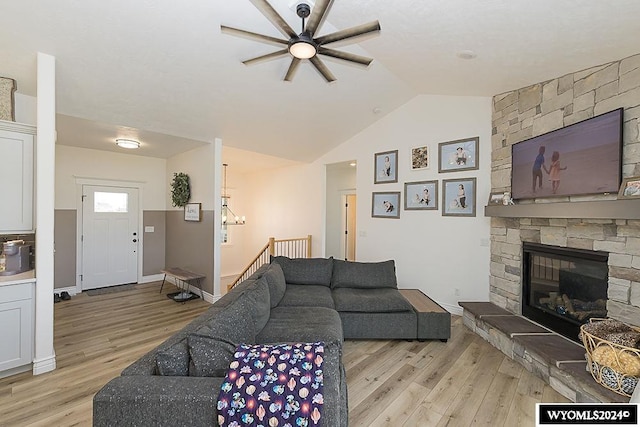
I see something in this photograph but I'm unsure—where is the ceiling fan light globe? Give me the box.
[289,40,317,59]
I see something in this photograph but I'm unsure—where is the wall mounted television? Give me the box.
[511,108,623,200]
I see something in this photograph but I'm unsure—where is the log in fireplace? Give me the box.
[522,242,608,343]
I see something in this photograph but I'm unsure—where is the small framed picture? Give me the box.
[184,203,201,221]
[438,137,479,173]
[404,180,438,210]
[487,192,505,205]
[411,145,430,170]
[374,150,398,184]
[372,192,401,218]
[618,176,640,199]
[442,178,477,217]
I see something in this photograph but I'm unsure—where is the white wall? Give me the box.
[166,144,215,210]
[220,171,250,278]
[55,145,167,210]
[242,95,493,314]
[14,93,37,125]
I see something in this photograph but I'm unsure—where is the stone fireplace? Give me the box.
[522,242,608,342]
[488,52,640,332]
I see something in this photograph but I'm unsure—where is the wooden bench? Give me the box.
[400,289,451,342]
[160,268,205,301]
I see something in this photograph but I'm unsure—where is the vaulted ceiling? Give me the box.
[2,1,639,162]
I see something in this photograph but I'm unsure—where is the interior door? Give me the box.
[82,185,139,290]
[342,194,357,261]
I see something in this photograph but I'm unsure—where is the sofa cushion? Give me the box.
[262,262,287,308]
[187,327,237,377]
[242,278,271,333]
[204,292,256,345]
[331,259,398,289]
[332,288,413,313]
[256,306,343,345]
[271,256,334,287]
[155,340,190,376]
[278,284,335,309]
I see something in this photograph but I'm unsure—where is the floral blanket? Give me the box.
[217,342,325,427]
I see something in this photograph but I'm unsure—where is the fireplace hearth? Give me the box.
[522,242,609,343]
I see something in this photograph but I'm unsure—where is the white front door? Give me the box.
[81,185,139,290]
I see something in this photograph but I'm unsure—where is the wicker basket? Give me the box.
[580,318,640,397]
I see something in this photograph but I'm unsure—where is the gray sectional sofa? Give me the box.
[93,257,449,426]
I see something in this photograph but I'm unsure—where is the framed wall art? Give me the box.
[404,180,438,210]
[618,176,640,199]
[374,150,398,184]
[487,191,505,205]
[371,191,400,218]
[410,145,429,170]
[184,202,201,221]
[438,137,479,173]
[442,178,476,217]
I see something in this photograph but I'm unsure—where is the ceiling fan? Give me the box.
[221,0,381,82]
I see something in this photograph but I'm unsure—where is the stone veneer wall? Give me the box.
[490,53,640,328]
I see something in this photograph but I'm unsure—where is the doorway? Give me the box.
[325,161,357,260]
[81,185,140,290]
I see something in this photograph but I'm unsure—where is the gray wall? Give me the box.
[54,209,76,289]
[165,210,214,295]
[143,210,166,276]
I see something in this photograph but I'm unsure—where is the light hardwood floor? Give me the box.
[0,282,568,426]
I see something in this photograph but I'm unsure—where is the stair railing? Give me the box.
[227,235,312,291]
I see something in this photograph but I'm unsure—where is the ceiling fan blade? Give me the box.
[309,56,336,82]
[317,47,373,67]
[249,0,297,38]
[284,58,301,81]
[221,25,289,47]
[315,21,381,46]
[242,49,289,66]
[305,0,334,37]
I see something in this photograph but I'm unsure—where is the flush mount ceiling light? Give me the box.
[115,138,140,149]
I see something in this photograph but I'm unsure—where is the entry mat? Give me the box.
[86,284,138,296]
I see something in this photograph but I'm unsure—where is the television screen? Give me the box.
[511,108,623,200]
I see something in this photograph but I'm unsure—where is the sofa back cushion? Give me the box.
[271,256,334,287]
[262,262,287,308]
[331,259,398,289]
[155,340,190,376]
[241,278,271,333]
[205,293,256,344]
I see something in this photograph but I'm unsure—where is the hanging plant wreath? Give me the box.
[170,172,191,207]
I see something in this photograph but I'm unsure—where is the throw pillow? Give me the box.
[331,259,398,289]
[271,256,334,287]
[155,340,190,376]
[188,329,237,377]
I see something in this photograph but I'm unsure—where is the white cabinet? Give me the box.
[0,121,35,233]
[0,281,34,374]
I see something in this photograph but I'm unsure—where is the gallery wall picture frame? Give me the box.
[411,145,430,170]
[404,180,438,210]
[372,191,401,218]
[487,191,505,205]
[438,136,479,173]
[184,202,201,221]
[374,150,398,184]
[442,177,477,217]
[618,176,640,199]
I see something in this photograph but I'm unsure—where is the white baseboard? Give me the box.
[440,302,463,316]
[141,273,165,283]
[201,289,221,304]
[32,354,57,375]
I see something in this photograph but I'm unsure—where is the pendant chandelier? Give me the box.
[222,163,245,225]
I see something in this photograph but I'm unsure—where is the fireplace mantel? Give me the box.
[484,199,640,220]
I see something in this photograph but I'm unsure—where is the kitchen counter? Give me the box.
[0,269,35,286]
